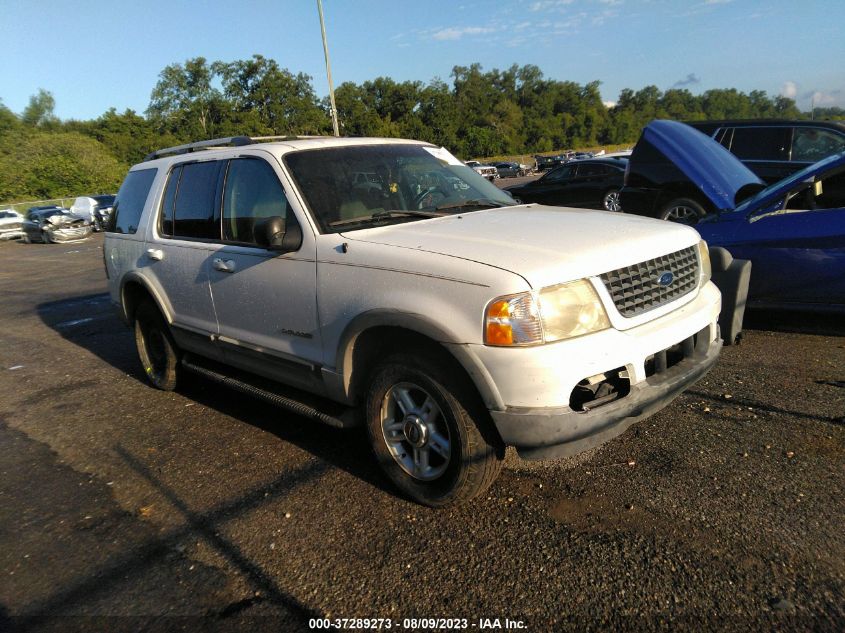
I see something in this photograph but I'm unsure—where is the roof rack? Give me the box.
[143,135,335,162]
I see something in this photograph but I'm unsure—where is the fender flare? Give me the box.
[334,310,505,411]
[119,272,173,325]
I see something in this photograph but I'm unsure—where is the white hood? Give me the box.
[343,205,700,289]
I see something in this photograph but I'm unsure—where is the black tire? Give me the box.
[41,228,53,244]
[659,197,706,224]
[365,352,504,507]
[134,300,181,391]
[602,189,622,212]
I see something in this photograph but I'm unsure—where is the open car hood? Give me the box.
[641,120,763,210]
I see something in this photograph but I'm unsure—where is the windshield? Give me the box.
[284,144,515,233]
[734,149,845,216]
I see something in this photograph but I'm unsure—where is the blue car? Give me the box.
[625,120,845,312]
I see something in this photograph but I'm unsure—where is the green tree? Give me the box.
[21,89,59,129]
[147,57,224,139]
[214,55,329,135]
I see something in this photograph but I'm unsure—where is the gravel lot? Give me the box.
[0,234,843,632]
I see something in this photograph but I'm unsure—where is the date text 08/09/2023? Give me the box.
[308,617,527,630]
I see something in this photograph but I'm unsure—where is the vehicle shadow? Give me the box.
[14,445,328,631]
[742,308,845,337]
[35,293,396,500]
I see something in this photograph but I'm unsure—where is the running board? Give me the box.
[181,354,355,429]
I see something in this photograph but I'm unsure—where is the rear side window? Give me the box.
[160,161,221,239]
[791,128,845,162]
[108,168,156,234]
[576,163,607,177]
[729,127,789,161]
[544,165,575,182]
[222,158,288,244]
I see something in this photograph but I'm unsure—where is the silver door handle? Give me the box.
[212,258,236,273]
[146,248,164,261]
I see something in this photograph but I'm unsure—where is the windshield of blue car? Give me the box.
[735,150,845,216]
[284,144,516,233]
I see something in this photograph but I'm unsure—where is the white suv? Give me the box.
[104,135,723,507]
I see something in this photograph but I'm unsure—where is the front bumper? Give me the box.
[491,333,721,460]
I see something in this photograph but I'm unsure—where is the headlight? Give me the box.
[484,280,610,347]
[538,280,611,342]
[484,292,543,346]
[697,239,711,284]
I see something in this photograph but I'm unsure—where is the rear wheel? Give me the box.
[659,197,706,224]
[134,301,181,391]
[41,228,53,244]
[365,352,503,507]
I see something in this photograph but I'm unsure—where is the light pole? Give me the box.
[317,0,340,136]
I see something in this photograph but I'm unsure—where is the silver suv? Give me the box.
[105,135,723,506]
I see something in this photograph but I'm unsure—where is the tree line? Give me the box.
[2,55,839,203]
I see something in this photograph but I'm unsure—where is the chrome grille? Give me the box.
[600,246,699,317]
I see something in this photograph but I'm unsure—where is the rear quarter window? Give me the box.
[108,168,157,234]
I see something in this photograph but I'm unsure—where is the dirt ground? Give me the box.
[0,234,842,632]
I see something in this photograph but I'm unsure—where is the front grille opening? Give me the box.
[645,326,709,378]
[569,366,631,412]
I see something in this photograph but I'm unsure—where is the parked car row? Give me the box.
[534,151,596,171]
[505,157,626,211]
[464,161,499,181]
[0,194,116,245]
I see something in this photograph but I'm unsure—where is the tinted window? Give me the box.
[544,165,575,182]
[222,159,288,244]
[108,168,156,234]
[729,127,789,161]
[173,161,220,239]
[576,163,606,177]
[791,128,845,162]
[159,165,181,236]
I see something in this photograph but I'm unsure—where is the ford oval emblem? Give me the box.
[657,271,674,286]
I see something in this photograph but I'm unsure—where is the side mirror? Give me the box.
[254,216,303,253]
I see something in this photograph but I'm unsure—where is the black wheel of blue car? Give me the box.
[365,352,504,507]
[41,228,53,244]
[660,197,706,224]
[134,301,181,391]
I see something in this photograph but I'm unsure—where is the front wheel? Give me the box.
[134,301,181,391]
[659,197,706,224]
[365,353,503,507]
[602,189,622,212]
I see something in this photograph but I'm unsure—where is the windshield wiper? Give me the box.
[330,209,446,227]
[433,198,512,212]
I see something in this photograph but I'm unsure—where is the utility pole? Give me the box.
[317,0,340,136]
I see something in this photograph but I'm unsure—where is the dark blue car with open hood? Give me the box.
[622,120,845,311]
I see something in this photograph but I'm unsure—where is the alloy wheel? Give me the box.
[380,381,451,481]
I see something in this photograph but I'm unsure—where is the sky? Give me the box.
[1,0,843,121]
